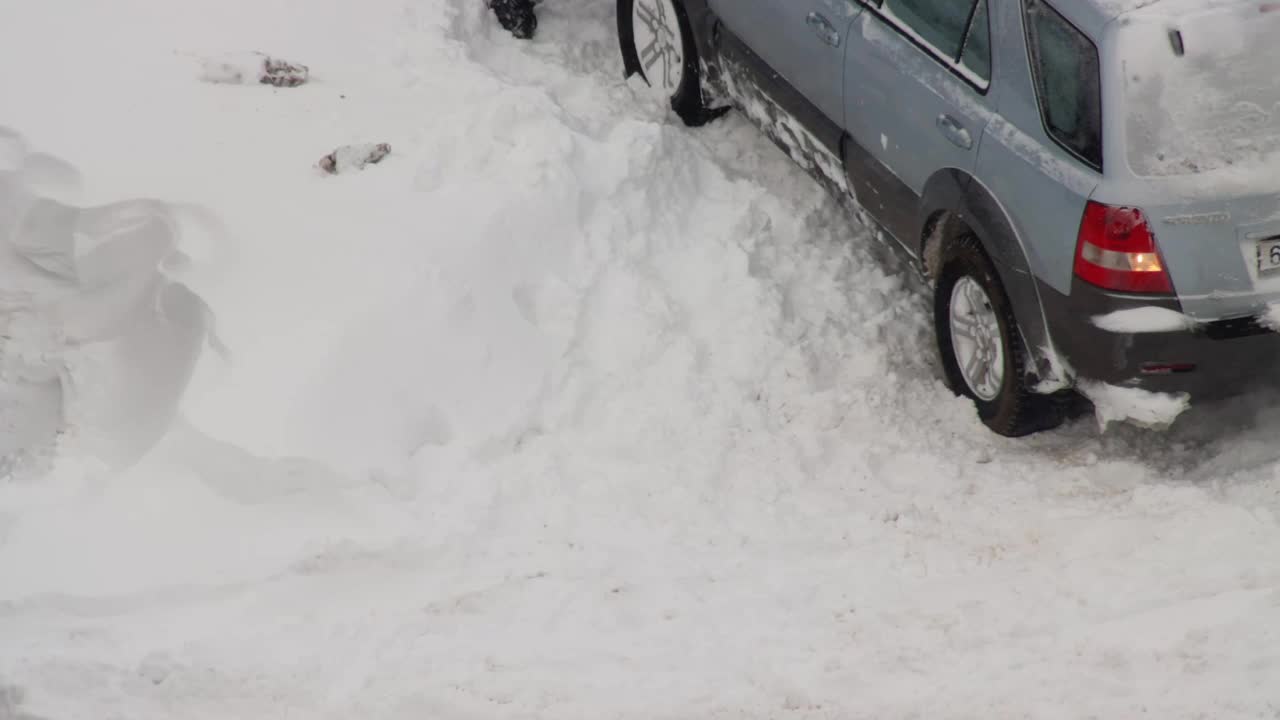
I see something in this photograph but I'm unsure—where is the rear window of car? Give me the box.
[1024,0,1103,169]
[1120,8,1280,176]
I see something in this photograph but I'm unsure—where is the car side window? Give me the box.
[1024,0,1103,169]
[959,0,991,84]
[880,0,977,59]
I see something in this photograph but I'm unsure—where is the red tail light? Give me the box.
[1073,201,1173,294]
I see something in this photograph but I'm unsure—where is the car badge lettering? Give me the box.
[1162,212,1231,226]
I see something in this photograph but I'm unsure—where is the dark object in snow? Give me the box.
[260,55,309,88]
[319,143,391,174]
[490,0,537,39]
[200,52,309,87]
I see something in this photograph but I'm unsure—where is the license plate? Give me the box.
[1259,236,1280,274]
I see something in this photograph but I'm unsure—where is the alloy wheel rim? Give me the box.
[632,0,685,98]
[949,276,1005,402]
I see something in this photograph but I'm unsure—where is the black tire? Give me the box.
[616,0,726,127]
[935,236,1063,437]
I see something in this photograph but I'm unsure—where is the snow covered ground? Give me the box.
[3,0,1280,717]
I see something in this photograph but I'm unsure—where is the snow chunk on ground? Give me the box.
[1081,380,1191,430]
[1259,302,1280,332]
[318,143,391,174]
[1092,306,1200,333]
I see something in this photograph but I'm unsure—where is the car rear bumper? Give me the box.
[1041,278,1280,400]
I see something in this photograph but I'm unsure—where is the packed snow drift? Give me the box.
[3,0,1280,718]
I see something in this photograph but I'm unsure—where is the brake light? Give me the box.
[1073,201,1173,294]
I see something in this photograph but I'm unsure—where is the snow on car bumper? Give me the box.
[1043,278,1280,401]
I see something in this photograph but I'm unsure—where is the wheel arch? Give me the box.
[919,168,1067,388]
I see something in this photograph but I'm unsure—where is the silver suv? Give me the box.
[617,0,1280,436]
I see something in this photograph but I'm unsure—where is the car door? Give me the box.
[709,0,862,126]
[842,0,995,242]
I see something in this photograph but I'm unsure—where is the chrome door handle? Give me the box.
[806,12,841,47]
[936,114,973,150]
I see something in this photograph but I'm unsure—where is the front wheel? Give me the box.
[935,236,1063,437]
[617,0,724,126]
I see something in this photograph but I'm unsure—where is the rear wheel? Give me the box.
[617,0,725,126]
[935,236,1063,437]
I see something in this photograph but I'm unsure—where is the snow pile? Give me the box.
[3,0,1280,718]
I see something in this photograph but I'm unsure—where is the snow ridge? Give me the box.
[0,129,221,473]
